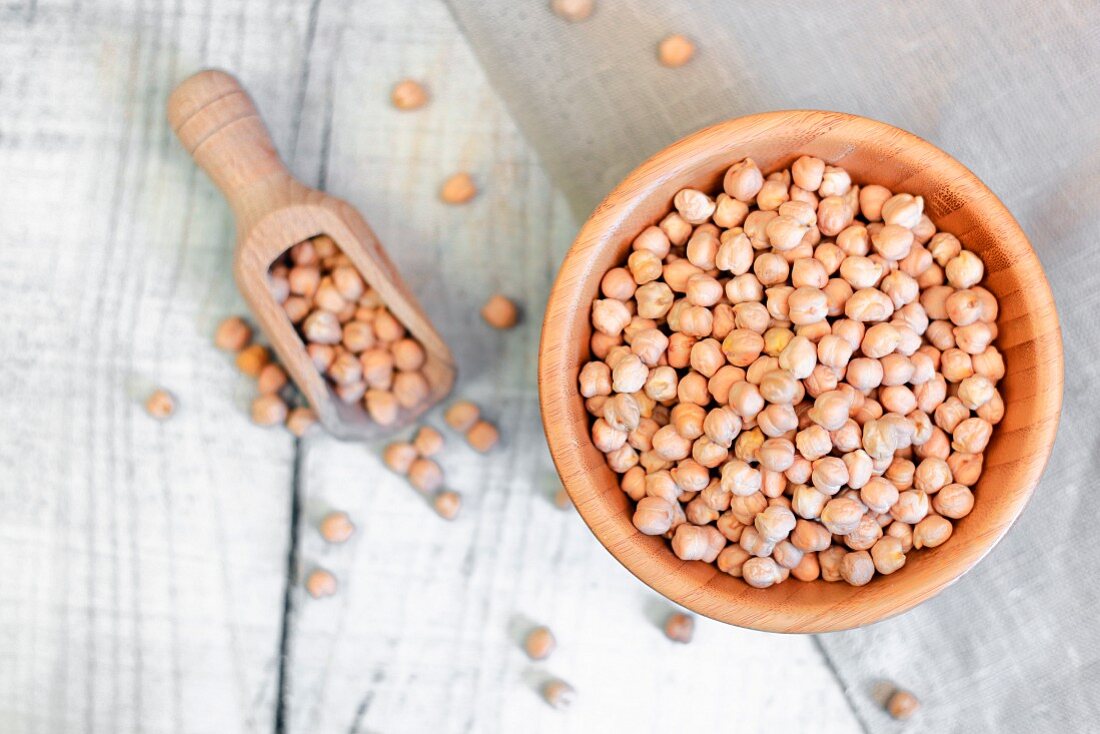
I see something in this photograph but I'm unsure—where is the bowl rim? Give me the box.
[538,109,1063,633]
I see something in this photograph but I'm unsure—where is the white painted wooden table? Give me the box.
[0,1,862,732]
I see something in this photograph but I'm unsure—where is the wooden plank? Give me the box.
[0,1,322,732]
[282,2,861,733]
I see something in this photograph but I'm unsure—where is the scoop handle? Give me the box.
[167,69,291,212]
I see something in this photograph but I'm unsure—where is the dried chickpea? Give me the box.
[601,267,636,301]
[251,394,288,427]
[658,34,695,67]
[467,420,500,453]
[674,189,716,224]
[481,294,519,329]
[433,490,461,520]
[724,159,764,202]
[671,524,725,562]
[329,352,363,386]
[633,225,672,257]
[393,370,429,409]
[947,451,984,485]
[820,497,863,535]
[629,249,664,284]
[257,363,288,395]
[913,514,953,549]
[305,568,337,599]
[633,496,675,535]
[391,79,428,110]
[952,417,992,453]
[319,511,355,543]
[413,426,445,457]
[551,0,594,22]
[791,156,825,191]
[286,407,318,437]
[839,550,875,586]
[932,483,975,519]
[891,490,930,524]
[871,536,906,575]
[887,689,921,720]
[236,344,271,377]
[524,626,556,659]
[542,679,576,710]
[945,250,984,288]
[408,457,443,493]
[308,344,336,373]
[383,442,418,474]
[742,556,783,588]
[215,316,252,351]
[754,504,796,543]
[288,265,320,298]
[145,389,176,420]
[440,172,477,204]
[714,195,750,229]
[365,389,399,425]
[819,166,851,197]
[791,551,821,581]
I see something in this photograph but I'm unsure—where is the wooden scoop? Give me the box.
[167,69,455,439]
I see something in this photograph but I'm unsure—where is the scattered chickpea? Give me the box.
[550,0,594,22]
[524,625,556,659]
[433,490,462,520]
[445,400,481,432]
[214,316,252,351]
[319,511,355,543]
[408,457,443,493]
[391,79,429,110]
[250,394,288,427]
[886,688,921,720]
[663,611,694,643]
[257,363,288,395]
[658,34,695,67]
[145,389,176,420]
[304,568,337,599]
[467,419,500,453]
[542,679,576,710]
[440,172,478,205]
[413,426,445,456]
[236,344,271,377]
[383,441,418,474]
[481,294,519,329]
[286,407,318,437]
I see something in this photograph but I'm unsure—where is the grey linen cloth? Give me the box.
[444,0,1100,730]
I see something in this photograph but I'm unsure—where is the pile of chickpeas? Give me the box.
[580,156,1004,588]
[268,235,431,426]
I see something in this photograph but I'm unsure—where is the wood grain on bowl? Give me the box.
[538,110,1063,633]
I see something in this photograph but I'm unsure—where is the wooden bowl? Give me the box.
[538,110,1063,633]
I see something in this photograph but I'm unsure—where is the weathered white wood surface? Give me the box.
[0,1,861,732]
[0,1,318,731]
